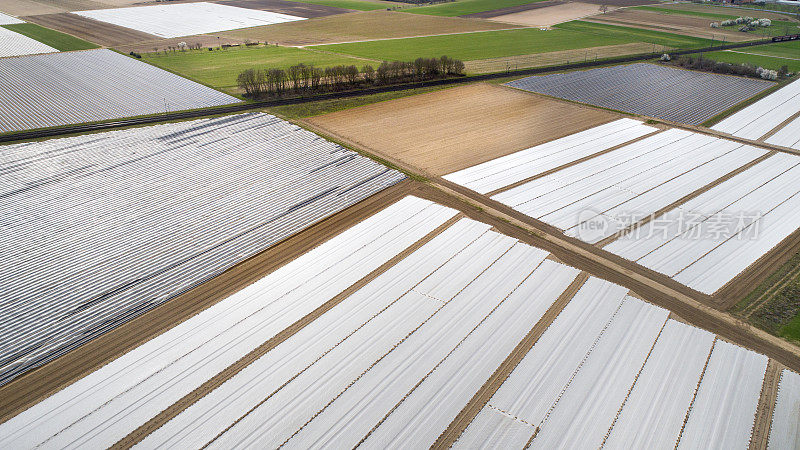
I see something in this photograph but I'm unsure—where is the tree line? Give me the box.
[237,56,465,98]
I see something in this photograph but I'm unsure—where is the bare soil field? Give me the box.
[489,2,613,27]
[216,0,353,17]
[23,12,158,46]
[306,83,618,175]
[0,0,65,16]
[0,181,417,423]
[578,0,661,6]
[464,42,654,73]
[218,10,518,46]
[587,9,754,42]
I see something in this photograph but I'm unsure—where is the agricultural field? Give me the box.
[75,2,306,38]
[281,0,394,11]
[306,83,619,174]
[0,12,23,24]
[714,77,800,143]
[22,12,159,47]
[506,63,774,125]
[605,151,800,295]
[0,190,788,448]
[486,2,612,27]
[770,369,800,448]
[0,49,239,133]
[217,10,517,46]
[0,22,98,51]
[703,45,800,73]
[637,3,798,22]
[312,26,651,62]
[140,44,369,92]
[407,0,554,17]
[215,0,354,16]
[0,112,404,385]
[555,20,719,48]
[0,26,57,57]
[586,8,797,41]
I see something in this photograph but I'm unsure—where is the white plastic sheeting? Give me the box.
[713,78,800,140]
[768,369,800,450]
[528,297,668,449]
[138,218,500,449]
[606,152,800,294]
[678,340,768,450]
[0,49,238,133]
[0,12,24,25]
[74,2,305,38]
[455,284,668,449]
[360,261,580,448]
[766,114,800,150]
[0,195,456,449]
[442,118,656,194]
[0,113,405,384]
[0,26,57,57]
[215,228,558,448]
[603,320,715,449]
[493,129,766,243]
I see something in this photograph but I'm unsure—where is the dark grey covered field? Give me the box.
[506,63,774,125]
[0,113,404,385]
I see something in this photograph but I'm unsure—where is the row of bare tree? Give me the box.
[237,56,465,98]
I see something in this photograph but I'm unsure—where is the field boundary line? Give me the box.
[297,26,529,47]
[111,210,464,448]
[749,358,784,450]
[431,272,590,449]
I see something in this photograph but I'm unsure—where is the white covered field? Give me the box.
[606,152,800,294]
[0,26,57,58]
[0,12,24,25]
[713,78,800,143]
[0,113,404,385]
[2,195,787,448]
[490,128,766,244]
[443,118,658,194]
[769,369,800,449]
[0,49,238,133]
[74,2,305,38]
[457,297,768,449]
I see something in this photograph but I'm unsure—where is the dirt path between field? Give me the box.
[750,359,784,449]
[432,272,590,448]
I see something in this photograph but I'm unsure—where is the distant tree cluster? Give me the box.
[237,56,465,98]
[668,54,790,80]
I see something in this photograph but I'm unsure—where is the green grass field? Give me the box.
[1,23,98,51]
[283,0,388,11]
[703,46,800,72]
[555,21,720,49]
[141,46,370,91]
[633,5,799,37]
[634,5,742,20]
[313,27,642,61]
[406,0,547,17]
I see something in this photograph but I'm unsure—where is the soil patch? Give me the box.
[306,83,618,176]
[23,12,158,46]
[489,2,613,27]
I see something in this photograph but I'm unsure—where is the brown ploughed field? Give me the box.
[23,12,159,46]
[305,83,619,175]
